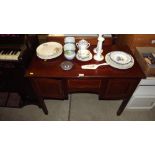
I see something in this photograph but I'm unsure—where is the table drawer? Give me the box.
[139,78,155,86]
[134,86,155,96]
[35,78,64,99]
[101,79,138,99]
[127,95,155,109]
[68,79,101,93]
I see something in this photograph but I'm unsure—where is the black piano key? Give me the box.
[0,50,3,54]
[4,49,9,54]
[14,50,18,55]
[2,49,5,54]
[9,50,13,55]
[10,50,13,54]
[11,50,15,55]
[2,50,6,55]
[6,50,10,54]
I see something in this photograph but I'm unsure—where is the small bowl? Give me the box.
[64,43,76,51]
[77,49,90,59]
[64,37,75,44]
[64,52,76,60]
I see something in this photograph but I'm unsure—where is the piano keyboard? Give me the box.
[0,49,21,61]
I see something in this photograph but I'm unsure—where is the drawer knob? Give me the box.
[78,74,84,77]
[29,72,34,75]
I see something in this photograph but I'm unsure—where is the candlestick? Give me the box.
[93,34,105,61]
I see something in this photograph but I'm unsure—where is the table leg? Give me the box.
[117,79,140,116]
[117,98,130,116]
[31,79,48,115]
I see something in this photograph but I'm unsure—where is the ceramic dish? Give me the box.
[76,52,92,62]
[109,51,132,65]
[105,53,134,70]
[36,42,62,60]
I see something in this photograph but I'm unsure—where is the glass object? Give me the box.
[60,61,74,70]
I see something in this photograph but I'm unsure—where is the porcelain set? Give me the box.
[76,39,92,61]
[63,37,91,61]
[63,36,134,70]
[63,37,76,60]
[36,35,134,70]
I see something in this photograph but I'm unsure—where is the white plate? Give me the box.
[36,42,63,60]
[109,51,132,65]
[76,52,92,61]
[37,53,57,60]
[105,53,134,70]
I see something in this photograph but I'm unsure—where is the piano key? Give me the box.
[1,50,5,55]
[5,50,12,60]
[9,50,14,55]
[12,50,16,55]
[6,50,10,54]
[14,50,18,55]
[0,50,3,54]
[0,50,6,59]
[0,49,21,61]
[4,50,8,54]
[10,51,21,60]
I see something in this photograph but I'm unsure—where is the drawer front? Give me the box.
[127,95,155,109]
[35,78,64,99]
[101,79,139,99]
[68,79,101,93]
[134,86,155,96]
[139,78,155,86]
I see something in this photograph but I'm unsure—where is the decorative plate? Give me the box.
[109,51,132,65]
[105,52,134,70]
[36,42,63,60]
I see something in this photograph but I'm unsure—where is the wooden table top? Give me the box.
[25,44,145,79]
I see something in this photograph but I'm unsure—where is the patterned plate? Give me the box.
[109,51,132,65]
[36,42,63,60]
[105,52,134,70]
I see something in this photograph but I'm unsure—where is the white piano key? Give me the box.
[9,51,21,60]
[0,50,6,60]
[0,50,21,61]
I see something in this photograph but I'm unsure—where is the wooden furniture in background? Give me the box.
[25,36,145,115]
[116,34,155,53]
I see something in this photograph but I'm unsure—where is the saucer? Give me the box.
[76,52,92,61]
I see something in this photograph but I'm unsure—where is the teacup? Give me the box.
[77,49,90,59]
[64,43,76,51]
[76,39,90,50]
[64,51,75,60]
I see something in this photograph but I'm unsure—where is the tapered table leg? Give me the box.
[117,98,129,116]
[31,79,48,115]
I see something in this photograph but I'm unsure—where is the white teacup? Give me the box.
[64,43,76,51]
[77,49,90,59]
[64,51,75,60]
[76,39,90,50]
